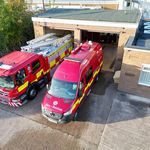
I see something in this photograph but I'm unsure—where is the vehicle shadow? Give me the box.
[0,66,150,126]
[77,64,150,124]
[1,65,150,146]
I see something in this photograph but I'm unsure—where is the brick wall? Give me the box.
[119,49,150,98]
[33,21,137,70]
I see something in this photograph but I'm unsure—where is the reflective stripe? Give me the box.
[71,99,80,111]
[93,61,103,78]
[8,101,23,107]
[46,69,50,74]
[36,69,43,78]
[49,46,72,69]
[31,79,38,84]
[69,46,73,52]
[48,39,72,58]
[18,81,29,92]
[50,59,56,68]
[60,52,65,59]
[71,61,103,112]
[56,61,60,65]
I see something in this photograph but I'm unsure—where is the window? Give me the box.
[32,60,40,73]
[138,64,150,87]
[85,68,93,83]
[49,78,77,100]
[15,69,26,86]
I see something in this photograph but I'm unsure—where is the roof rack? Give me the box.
[21,37,57,52]
[21,34,72,53]
[64,57,81,63]
[27,33,56,45]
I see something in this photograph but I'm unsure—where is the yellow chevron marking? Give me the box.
[60,52,65,59]
[50,59,56,68]
[69,46,73,51]
[31,79,38,84]
[36,69,43,78]
[18,81,29,92]
[71,61,103,112]
[48,39,73,58]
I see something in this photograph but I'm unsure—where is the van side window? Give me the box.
[85,68,93,83]
[32,60,40,73]
[15,69,26,86]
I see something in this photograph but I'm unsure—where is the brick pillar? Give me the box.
[33,22,45,38]
[74,28,81,47]
[115,28,136,70]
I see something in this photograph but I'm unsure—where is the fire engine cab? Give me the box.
[41,41,103,123]
[0,34,73,107]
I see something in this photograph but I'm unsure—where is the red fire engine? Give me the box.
[0,34,73,107]
[41,41,103,123]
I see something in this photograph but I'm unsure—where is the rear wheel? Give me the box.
[28,86,38,100]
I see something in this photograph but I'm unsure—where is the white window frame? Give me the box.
[138,64,150,87]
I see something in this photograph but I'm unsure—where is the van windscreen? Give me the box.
[48,78,77,100]
[0,76,14,89]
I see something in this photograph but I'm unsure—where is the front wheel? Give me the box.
[27,86,38,100]
[87,89,91,96]
[73,109,80,121]
[95,76,99,82]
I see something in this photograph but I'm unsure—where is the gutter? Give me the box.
[32,17,139,29]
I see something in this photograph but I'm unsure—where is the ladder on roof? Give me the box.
[21,37,57,52]
[53,34,72,47]
[26,33,56,45]
[21,34,72,53]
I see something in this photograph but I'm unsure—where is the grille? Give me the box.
[0,96,9,104]
[0,91,8,96]
[45,110,62,120]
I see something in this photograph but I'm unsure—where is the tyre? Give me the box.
[27,86,38,100]
[44,75,49,84]
[73,109,79,121]
[87,89,91,96]
[95,75,99,83]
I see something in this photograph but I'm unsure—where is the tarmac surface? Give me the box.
[0,71,150,150]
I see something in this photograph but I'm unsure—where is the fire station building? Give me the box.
[32,9,140,70]
[119,20,150,98]
[31,8,150,99]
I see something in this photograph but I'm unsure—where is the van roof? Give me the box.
[54,42,100,82]
[54,60,80,82]
[0,51,40,76]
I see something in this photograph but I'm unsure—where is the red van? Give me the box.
[41,41,103,123]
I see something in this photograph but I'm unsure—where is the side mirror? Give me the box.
[46,84,50,90]
[79,82,83,90]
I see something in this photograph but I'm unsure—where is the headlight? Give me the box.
[41,105,45,113]
[12,99,18,103]
[64,110,72,116]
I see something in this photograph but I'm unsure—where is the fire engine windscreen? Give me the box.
[0,76,14,89]
[48,78,77,100]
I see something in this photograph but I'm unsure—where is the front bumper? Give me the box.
[8,100,23,107]
[0,93,28,107]
[0,96,27,107]
[42,111,72,124]
[0,98,22,107]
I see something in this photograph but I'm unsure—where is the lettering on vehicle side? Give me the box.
[52,106,62,111]
[46,103,51,107]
